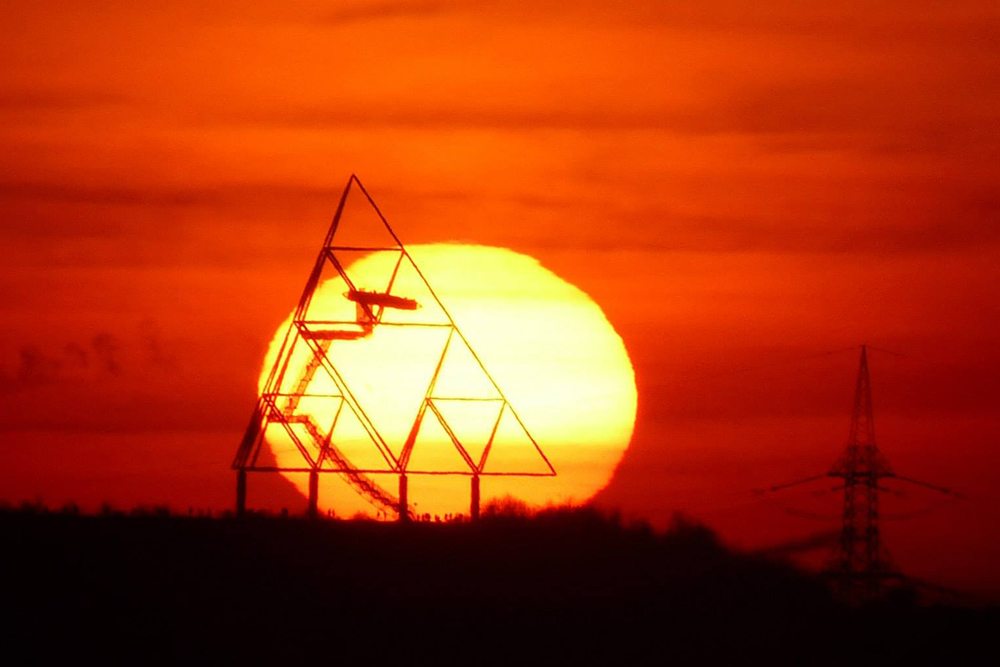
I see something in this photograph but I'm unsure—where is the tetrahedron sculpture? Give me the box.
[233,175,555,520]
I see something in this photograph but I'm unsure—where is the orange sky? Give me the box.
[1,1,999,596]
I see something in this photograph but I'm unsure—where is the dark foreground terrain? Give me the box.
[2,506,996,665]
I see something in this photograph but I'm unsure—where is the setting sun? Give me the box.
[258,244,637,518]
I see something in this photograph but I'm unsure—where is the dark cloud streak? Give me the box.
[0,331,158,393]
[0,182,336,209]
[2,178,999,257]
[321,0,450,26]
[0,90,129,112]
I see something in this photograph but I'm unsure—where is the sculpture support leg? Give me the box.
[236,469,247,516]
[471,474,480,521]
[307,470,319,519]
[398,474,409,522]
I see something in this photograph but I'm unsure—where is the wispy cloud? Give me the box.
[321,1,451,26]
[3,176,998,256]
[0,182,337,211]
[0,90,128,112]
[0,326,181,394]
[0,333,122,393]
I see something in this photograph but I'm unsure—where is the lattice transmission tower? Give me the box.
[233,175,555,520]
[759,345,960,603]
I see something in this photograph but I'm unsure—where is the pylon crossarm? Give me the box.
[753,474,826,495]
[826,470,893,480]
[841,484,901,495]
[888,474,965,498]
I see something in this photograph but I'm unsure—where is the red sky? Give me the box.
[1,1,999,596]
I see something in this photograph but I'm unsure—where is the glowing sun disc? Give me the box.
[259,244,637,518]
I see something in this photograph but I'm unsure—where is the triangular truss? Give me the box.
[234,175,554,518]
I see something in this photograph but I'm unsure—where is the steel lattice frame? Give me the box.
[826,345,896,603]
[233,175,555,520]
[757,345,960,604]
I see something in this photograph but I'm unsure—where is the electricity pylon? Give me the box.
[758,345,961,603]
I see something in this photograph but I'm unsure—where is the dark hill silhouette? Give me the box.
[1,504,994,665]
